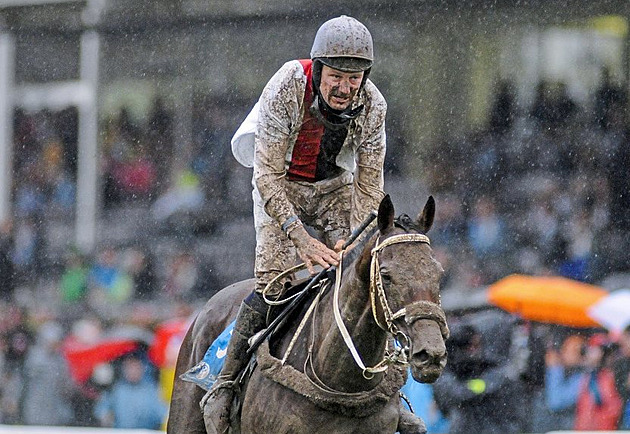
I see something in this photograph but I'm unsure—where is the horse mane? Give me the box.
[393,214,424,233]
[341,224,377,269]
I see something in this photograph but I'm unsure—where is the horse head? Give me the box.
[366,195,449,383]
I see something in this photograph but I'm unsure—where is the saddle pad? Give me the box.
[180,320,235,390]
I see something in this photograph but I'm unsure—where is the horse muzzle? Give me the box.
[407,318,448,383]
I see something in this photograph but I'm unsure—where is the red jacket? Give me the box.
[574,368,623,430]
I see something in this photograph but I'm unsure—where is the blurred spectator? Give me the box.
[606,104,630,231]
[88,246,133,305]
[151,167,205,222]
[12,216,46,280]
[594,66,627,131]
[466,197,507,280]
[433,322,524,433]
[614,325,630,429]
[108,145,157,202]
[432,193,467,249]
[147,96,174,192]
[59,249,89,304]
[530,80,577,131]
[163,250,200,300]
[488,80,517,136]
[543,334,585,430]
[22,321,75,425]
[64,317,106,427]
[121,245,157,300]
[574,334,623,430]
[0,306,33,424]
[556,209,595,282]
[0,220,15,302]
[94,352,166,429]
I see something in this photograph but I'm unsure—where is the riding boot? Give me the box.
[397,404,427,434]
[202,300,267,434]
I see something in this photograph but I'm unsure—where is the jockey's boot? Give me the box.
[202,299,267,434]
[397,404,427,434]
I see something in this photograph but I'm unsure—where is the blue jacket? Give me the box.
[95,378,167,429]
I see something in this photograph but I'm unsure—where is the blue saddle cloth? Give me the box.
[180,320,236,391]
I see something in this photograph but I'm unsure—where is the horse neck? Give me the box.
[309,256,389,393]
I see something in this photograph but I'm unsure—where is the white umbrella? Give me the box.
[587,289,630,334]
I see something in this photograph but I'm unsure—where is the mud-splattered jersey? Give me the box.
[253,59,387,230]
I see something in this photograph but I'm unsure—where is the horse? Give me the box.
[167,195,449,434]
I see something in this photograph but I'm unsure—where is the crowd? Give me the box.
[418,70,630,432]
[0,69,630,431]
[431,313,630,433]
[426,73,630,291]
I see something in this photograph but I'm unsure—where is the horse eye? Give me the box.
[380,273,392,284]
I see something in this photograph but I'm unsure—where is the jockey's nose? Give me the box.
[338,80,352,94]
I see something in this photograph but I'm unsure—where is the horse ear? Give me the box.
[377,194,395,233]
[416,195,435,233]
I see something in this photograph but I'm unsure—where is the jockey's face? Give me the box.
[319,65,364,111]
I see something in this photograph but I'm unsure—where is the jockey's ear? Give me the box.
[416,196,435,234]
[377,194,395,233]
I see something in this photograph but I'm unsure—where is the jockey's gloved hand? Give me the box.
[288,225,339,274]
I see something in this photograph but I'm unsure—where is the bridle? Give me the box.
[333,232,449,379]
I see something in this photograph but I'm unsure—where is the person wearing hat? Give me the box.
[204,15,390,434]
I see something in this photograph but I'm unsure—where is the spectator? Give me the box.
[544,334,585,430]
[59,249,89,304]
[467,197,505,257]
[530,80,577,131]
[64,317,106,427]
[147,96,174,191]
[593,66,627,131]
[614,325,630,429]
[88,245,133,305]
[488,80,517,136]
[163,250,200,301]
[0,306,33,424]
[574,334,623,430]
[433,322,524,433]
[22,321,74,426]
[94,352,166,429]
[151,167,205,222]
[0,220,15,302]
[121,244,157,300]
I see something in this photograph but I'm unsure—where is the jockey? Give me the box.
[203,15,394,433]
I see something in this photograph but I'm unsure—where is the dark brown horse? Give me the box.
[167,195,449,434]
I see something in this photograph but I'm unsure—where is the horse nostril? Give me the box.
[412,348,447,367]
[412,350,431,366]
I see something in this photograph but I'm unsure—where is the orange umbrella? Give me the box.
[487,274,607,327]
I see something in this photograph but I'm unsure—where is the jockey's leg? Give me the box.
[202,292,267,434]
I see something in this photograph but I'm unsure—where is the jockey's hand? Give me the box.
[288,225,339,274]
[333,239,345,252]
